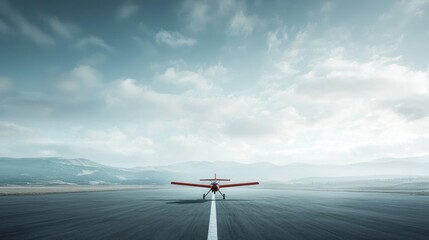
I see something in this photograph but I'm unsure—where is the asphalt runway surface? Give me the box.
[1,188,428,240]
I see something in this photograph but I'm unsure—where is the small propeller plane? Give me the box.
[171,174,259,199]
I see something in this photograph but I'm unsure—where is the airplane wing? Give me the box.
[219,182,259,188]
[171,182,211,188]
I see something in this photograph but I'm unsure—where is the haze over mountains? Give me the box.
[0,158,172,185]
[1,157,429,190]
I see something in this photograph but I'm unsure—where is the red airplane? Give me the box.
[171,173,259,199]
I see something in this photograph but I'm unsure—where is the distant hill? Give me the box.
[0,157,175,185]
[1,156,429,187]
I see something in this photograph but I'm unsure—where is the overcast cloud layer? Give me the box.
[0,0,428,167]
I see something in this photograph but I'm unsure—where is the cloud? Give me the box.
[296,56,429,100]
[223,116,279,138]
[320,1,336,13]
[258,16,429,162]
[155,30,196,47]
[227,11,256,36]
[257,52,429,161]
[46,16,78,39]
[157,67,212,91]
[400,0,429,17]
[183,0,210,31]
[79,128,154,156]
[0,121,67,157]
[0,91,55,121]
[116,2,139,20]
[267,29,288,51]
[104,77,225,123]
[0,1,54,45]
[78,53,107,66]
[182,0,237,32]
[93,70,308,163]
[57,65,101,101]
[0,121,60,157]
[104,62,231,123]
[0,19,9,33]
[0,121,36,139]
[104,78,185,120]
[77,36,112,50]
[380,96,429,120]
[2,0,429,166]
[0,76,12,91]
[0,79,104,124]
[218,0,236,15]
[276,61,299,75]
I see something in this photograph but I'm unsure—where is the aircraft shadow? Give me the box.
[215,199,250,202]
[165,199,251,204]
[166,199,208,204]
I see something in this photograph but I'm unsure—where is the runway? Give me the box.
[1,188,428,240]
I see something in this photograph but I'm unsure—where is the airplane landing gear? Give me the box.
[203,189,212,199]
[218,190,226,199]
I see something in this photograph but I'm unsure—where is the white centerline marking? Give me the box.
[207,193,218,240]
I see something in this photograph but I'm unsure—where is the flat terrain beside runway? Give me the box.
[0,188,428,240]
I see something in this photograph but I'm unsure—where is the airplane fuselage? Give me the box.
[210,182,220,192]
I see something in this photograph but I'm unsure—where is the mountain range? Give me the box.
[0,157,175,185]
[1,156,429,188]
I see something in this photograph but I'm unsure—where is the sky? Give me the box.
[0,0,428,167]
